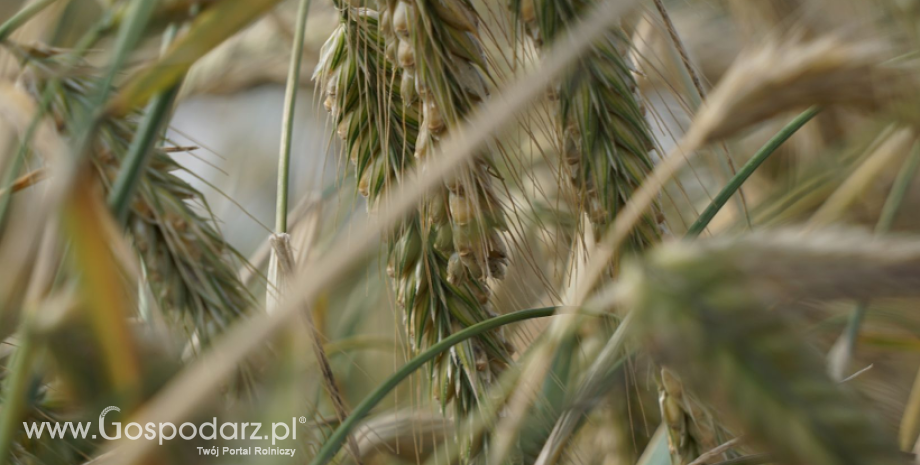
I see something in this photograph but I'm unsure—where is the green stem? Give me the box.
[66,0,157,180]
[275,0,312,233]
[0,0,59,42]
[106,85,180,223]
[95,0,158,109]
[0,4,113,226]
[685,107,821,238]
[834,301,867,378]
[107,24,181,225]
[832,144,920,380]
[70,11,115,55]
[876,145,920,234]
[308,307,558,465]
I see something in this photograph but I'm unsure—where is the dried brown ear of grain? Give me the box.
[693,35,919,144]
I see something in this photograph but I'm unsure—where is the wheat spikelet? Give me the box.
[513,0,659,248]
[658,368,730,465]
[314,9,513,413]
[14,44,253,340]
[379,0,511,286]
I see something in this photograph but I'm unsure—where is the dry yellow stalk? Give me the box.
[806,128,916,230]
[694,36,916,144]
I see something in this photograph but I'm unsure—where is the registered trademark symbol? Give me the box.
[299,416,307,424]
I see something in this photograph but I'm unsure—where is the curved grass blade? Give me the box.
[108,25,182,224]
[0,0,60,42]
[533,314,632,465]
[686,107,821,238]
[309,307,557,465]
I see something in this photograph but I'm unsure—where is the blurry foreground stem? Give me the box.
[0,0,60,42]
[108,24,182,224]
[2,3,159,461]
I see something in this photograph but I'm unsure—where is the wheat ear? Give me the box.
[18,45,254,339]
[627,230,916,465]
[512,1,696,462]
[514,0,660,248]
[314,8,513,414]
